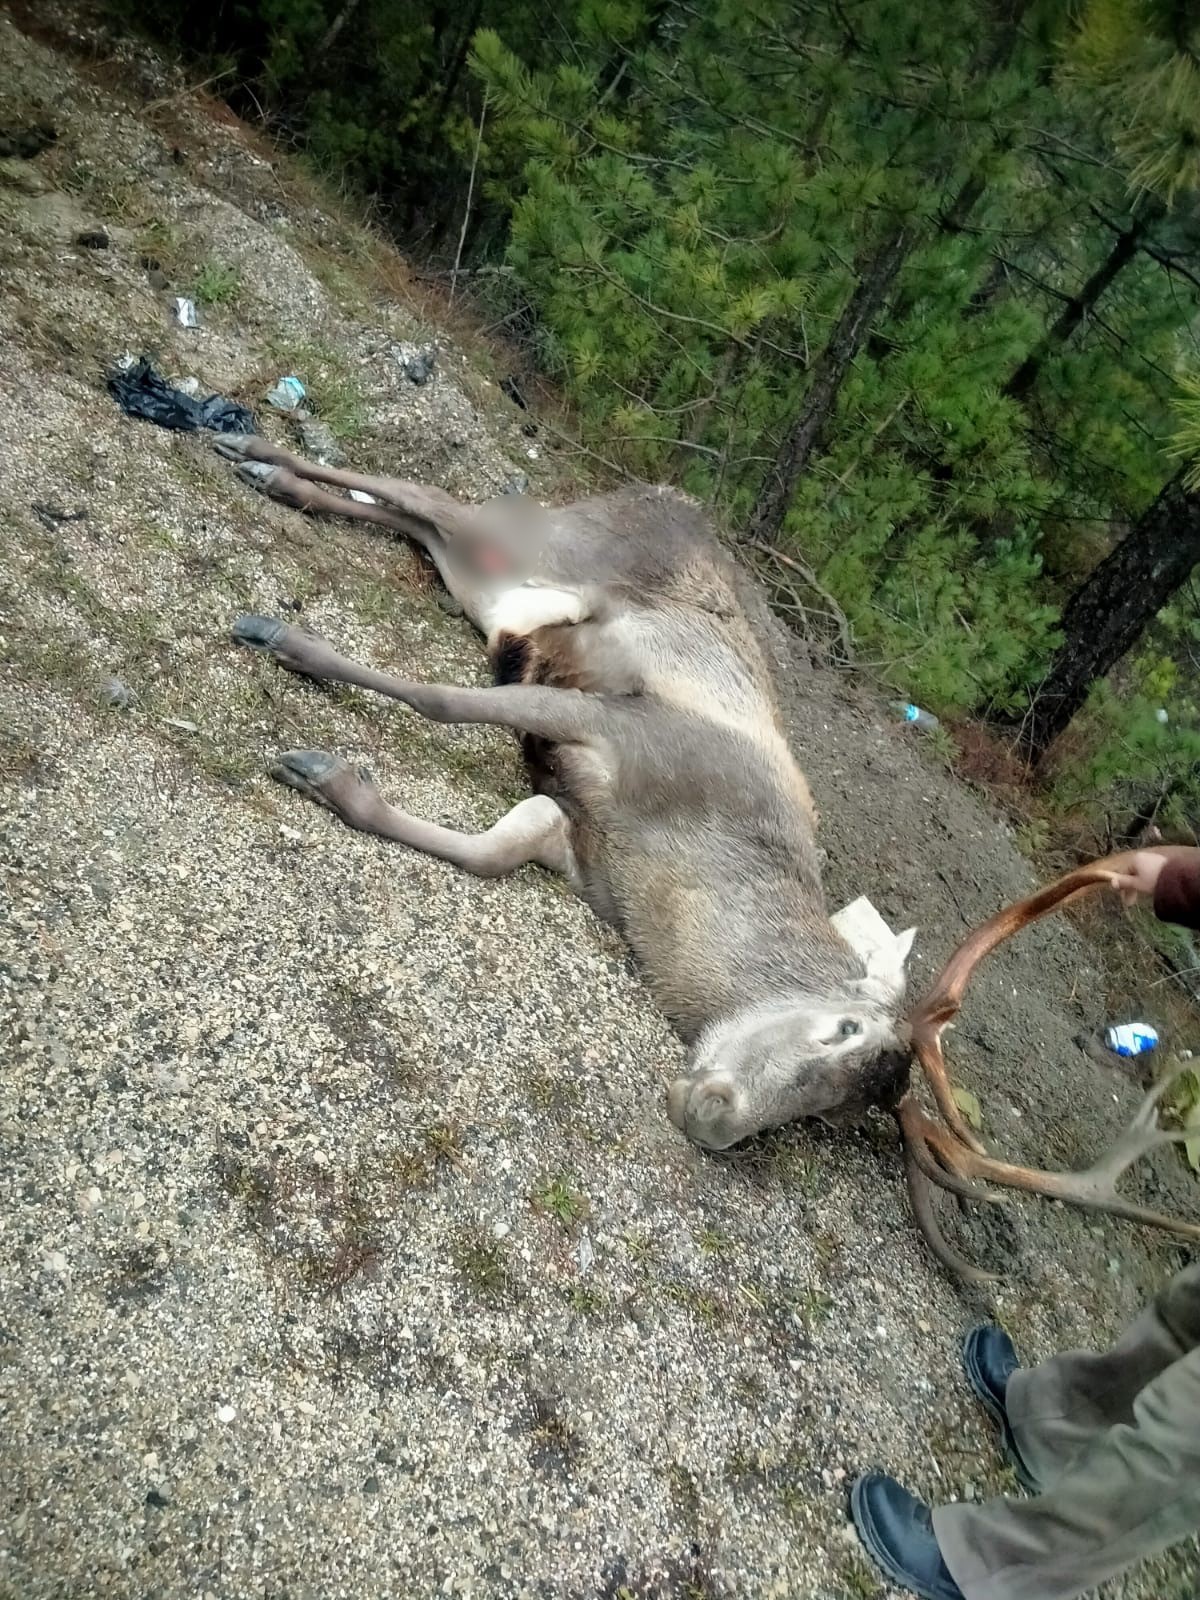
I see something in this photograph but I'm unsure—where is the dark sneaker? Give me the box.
[962,1324,1037,1491]
[849,1473,966,1600]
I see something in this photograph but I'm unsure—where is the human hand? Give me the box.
[1104,850,1168,907]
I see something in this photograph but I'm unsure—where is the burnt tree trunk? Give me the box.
[744,226,911,542]
[1010,472,1200,762]
[1002,214,1148,402]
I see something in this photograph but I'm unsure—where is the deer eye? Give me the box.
[836,1018,862,1039]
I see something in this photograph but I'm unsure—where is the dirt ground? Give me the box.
[1,6,1197,1598]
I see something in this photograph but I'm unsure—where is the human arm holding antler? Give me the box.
[856,849,1200,1600]
[1105,845,1200,929]
[896,842,1200,1287]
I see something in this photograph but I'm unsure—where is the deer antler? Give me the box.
[898,848,1200,1283]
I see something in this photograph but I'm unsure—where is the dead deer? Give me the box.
[215,436,1200,1279]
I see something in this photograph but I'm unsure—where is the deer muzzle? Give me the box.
[666,1071,744,1150]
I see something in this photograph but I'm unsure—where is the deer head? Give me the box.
[666,917,918,1150]
[895,847,1200,1282]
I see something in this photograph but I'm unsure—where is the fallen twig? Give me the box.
[742,537,855,665]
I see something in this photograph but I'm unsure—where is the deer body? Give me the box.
[217,436,1199,1278]
[220,440,914,1147]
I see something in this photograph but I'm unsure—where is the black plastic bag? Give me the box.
[107,357,255,435]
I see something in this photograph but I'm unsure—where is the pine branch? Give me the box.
[564,260,808,364]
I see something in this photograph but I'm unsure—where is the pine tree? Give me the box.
[1015,471,1200,760]
[119,0,1200,784]
[1001,0,1200,759]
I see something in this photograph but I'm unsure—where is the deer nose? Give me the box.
[666,1076,692,1135]
[666,1072,740,1147]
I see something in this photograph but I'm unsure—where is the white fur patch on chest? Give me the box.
[484,583,586,645]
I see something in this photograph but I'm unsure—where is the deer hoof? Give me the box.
[232,614,333,677]
[270,750,379,821]
[212,433,260,461]
[232,613,289,652]
[273,748,340,789]
[234,459,284,492]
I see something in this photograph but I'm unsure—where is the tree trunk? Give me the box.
[744,226,911,542]
[1002,215,1146,401]
[1010,472,1200,762]
[316,0,362,56]
[431,0,485,126]
[964,253,1010,318]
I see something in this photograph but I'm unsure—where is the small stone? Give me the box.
[402,348,436,386]
[44,1250,69,1274]
[362,1475,381,1494]
[0,124,57,160]
[501,473,529,497]
[296,417,344,466]
[296,1400,317,1416]
[215,1404,236,1424]
[102,677,136,710]
[144,1488,170,1509]
[576,1231,594,1274]
[917,1319,932,1334]
[492,1221,511,1239]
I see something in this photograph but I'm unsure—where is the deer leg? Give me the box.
[271,751,575,878]
[225,459,510,629]
[221,453,457,569]
[233,614,613,743]
[214,434,457,513]
[218,442,581,636]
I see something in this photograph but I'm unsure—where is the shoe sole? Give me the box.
[849,1476,959,1600]
[961,1329,1037,1493]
